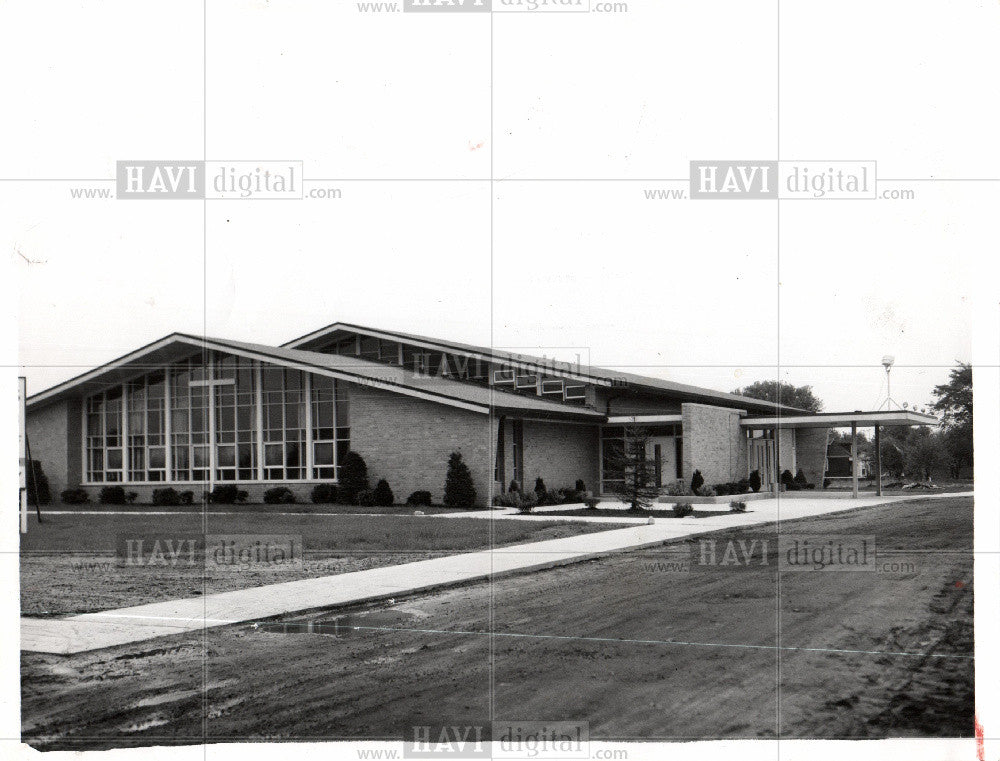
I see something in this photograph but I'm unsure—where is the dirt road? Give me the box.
[21,497,973,748]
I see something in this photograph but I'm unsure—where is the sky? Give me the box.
[4,0,993,417]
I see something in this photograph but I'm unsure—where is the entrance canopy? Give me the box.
[740,410,939,430]
[741,409,939,498]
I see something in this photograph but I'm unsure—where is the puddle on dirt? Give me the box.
[255,608,417,638]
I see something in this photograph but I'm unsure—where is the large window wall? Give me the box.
[83,351,349,484]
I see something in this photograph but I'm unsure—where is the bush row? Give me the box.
[53,449,481,509]
[665,467,815,498]
[492,478,588,512]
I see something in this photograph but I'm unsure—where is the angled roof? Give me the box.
[282,321,809,414]
[26,333,605,422]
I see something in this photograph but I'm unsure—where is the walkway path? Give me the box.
[21,492,972,655]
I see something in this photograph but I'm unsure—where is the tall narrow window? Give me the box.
[335,380,350,479]
[86,395,105,482]
[494,417,506,485]
[213,355,257,482]
[146,373,166,481]
[127,379,146,481]
[511,420,524,487]
[170,362,192,481]
[263,367,306,480]
[103,387,123,482]
[311,375,336,479]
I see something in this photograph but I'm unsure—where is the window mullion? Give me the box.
[304,372,314,480]
[207,352,216,490]
[164,369,172,480]
[255,361,264,481]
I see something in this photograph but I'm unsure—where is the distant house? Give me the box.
[826,441,872,479]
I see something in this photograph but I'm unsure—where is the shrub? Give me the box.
[530,481,563,506]
[210,484,244,504]
[406,490,433,507]
[508,480,521,494]
[263,486,296,504]
[26,461,51,505]
[749,470,762,493]
[575,479,587,493]
[690,470,705,494]
[179,490,195,505]
[444,451,477,508]
[794,469,810,488]
[311,483,339,504]
[99,485,128,505]
[152,487,181,506]
[729,500,747,513]
[737,478,750,493]
[516,491,539,514]
[339,451,369,504]
[713,482,748,496]
[373,479,395,507]
[494,490,538,511]
[556,486,586,504]
[673,502,694,518]
[695,486,717,497]
[61,488,89,504]
[666,479,692,496]
[356,488,376,507]
[780,469,800,491]
[126,491,138,504]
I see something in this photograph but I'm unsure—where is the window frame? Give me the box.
[81,351,348,485]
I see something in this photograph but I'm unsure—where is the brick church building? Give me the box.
[25,322,937,505]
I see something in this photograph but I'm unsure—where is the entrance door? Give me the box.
[749,438,775,490]
[646,436,677,488]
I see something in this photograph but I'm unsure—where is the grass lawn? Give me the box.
[21,496,973,747]
[20,512,627,616]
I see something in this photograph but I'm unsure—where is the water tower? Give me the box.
[880,355,897,410]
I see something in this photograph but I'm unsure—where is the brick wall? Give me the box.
[521,420,599,494]
[32,384,601,510]
[350,383,494,507]
[681,403,746,486]
[26,399,79,497]
[795,428,829,487]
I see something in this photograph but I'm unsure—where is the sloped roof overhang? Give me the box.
[25,333,606,423]
[282,322,808,416]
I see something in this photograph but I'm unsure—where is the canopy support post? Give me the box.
[875,424,882,497]
[851,422,859,498]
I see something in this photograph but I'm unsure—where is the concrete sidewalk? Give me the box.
[21,492,971,655]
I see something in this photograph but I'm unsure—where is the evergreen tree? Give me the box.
[339,451,369,504]
[444,452,477,508]
[606,426,660,511]
[372,479,395,507]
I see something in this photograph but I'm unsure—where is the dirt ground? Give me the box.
[21,497,973,748]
